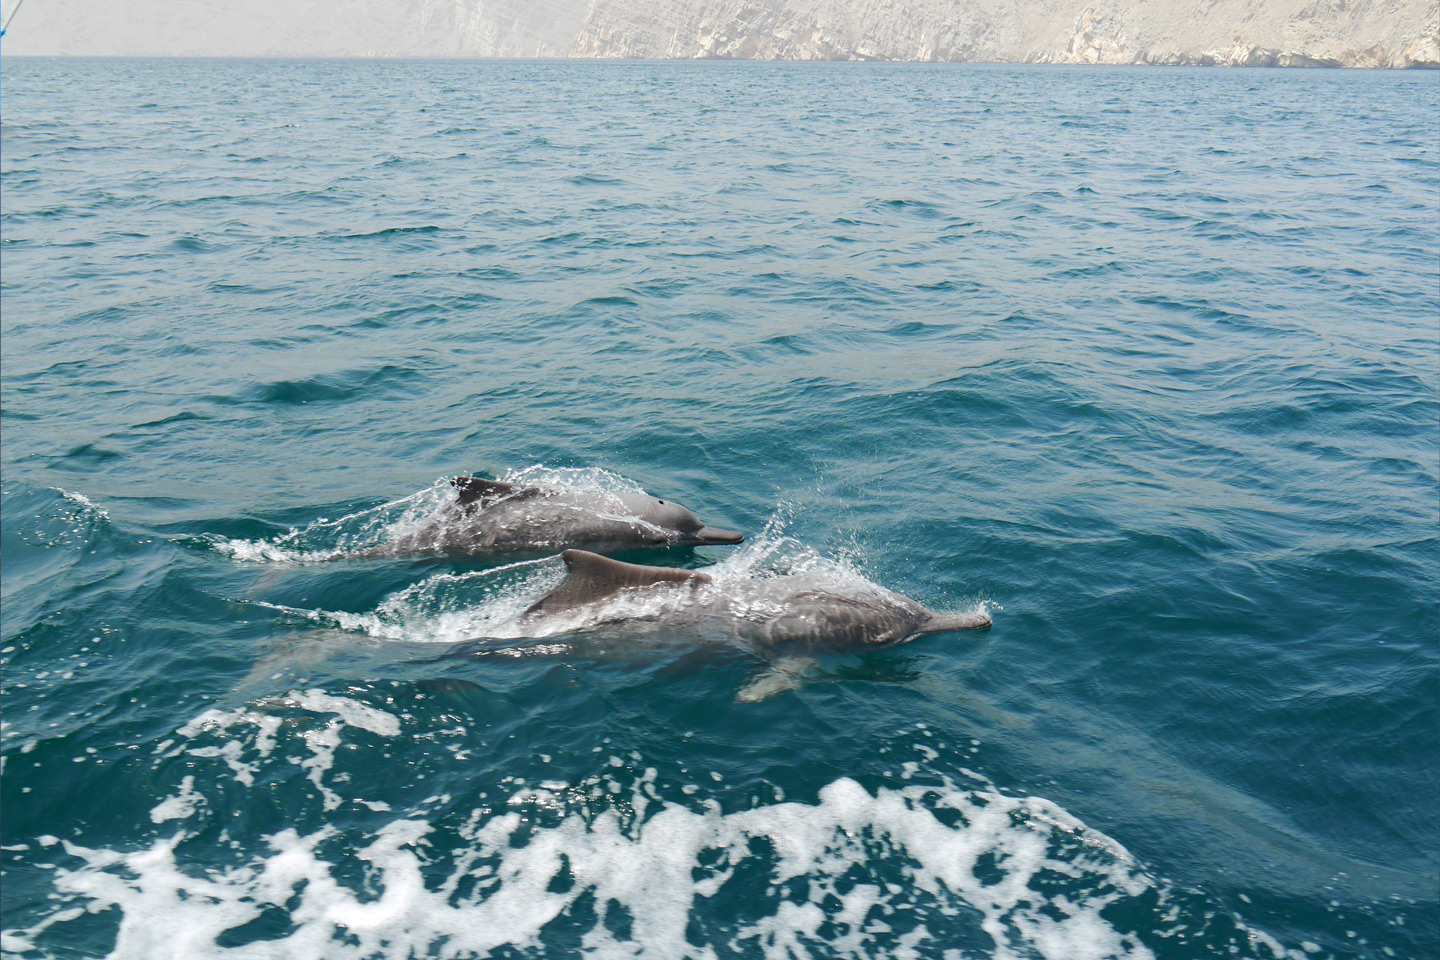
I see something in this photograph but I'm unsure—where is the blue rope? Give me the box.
[2,0,28,38]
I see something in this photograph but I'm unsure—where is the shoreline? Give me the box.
[1,53,1436,69]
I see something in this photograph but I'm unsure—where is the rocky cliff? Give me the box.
[570,0,1438,67]
[5,0,1436,67]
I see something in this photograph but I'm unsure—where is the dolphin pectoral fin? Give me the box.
[234,629,365,695]
[736,657,818,703]
[524,549,712,618]
[693,526,745,546]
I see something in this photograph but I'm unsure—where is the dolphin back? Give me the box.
[523,550,711,619]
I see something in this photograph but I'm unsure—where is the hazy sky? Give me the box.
[0,0,589,57]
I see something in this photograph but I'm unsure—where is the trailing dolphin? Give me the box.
[365,477,744,558]
[446,549,991,700]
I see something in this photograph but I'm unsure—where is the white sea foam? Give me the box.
[212,538,349,563]
[174,693,399,806]
[4,697,1308,960]
[148,776,203,824]
[179,706,285,757]
[22,773,1169,960]
[289,689,402,737]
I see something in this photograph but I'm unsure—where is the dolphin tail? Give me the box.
[921,609,993,634]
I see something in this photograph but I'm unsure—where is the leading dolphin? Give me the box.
[447,549,991,699]
[369,477,744,558]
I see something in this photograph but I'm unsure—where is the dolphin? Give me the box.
[446,549,991,699]
[367,477,744,558]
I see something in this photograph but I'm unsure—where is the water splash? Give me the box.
[211,479,458,563]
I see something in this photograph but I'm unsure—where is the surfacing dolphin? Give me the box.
[368,477,744,558]
[447,549,991,700]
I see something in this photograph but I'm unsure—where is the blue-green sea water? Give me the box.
[1,58,1437,960]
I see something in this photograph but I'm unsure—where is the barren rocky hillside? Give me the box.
[6,0,1437,66]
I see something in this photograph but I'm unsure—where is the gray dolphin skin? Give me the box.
[372,477,744,558]
[520,549,991,654]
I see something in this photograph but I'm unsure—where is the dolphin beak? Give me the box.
[922,611,992,634]
[693,526,744,545]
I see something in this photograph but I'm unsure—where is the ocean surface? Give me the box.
[1,58,1436,960]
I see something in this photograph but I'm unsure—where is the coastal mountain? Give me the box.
[571,0,1439,67]
[5,0,1436,66]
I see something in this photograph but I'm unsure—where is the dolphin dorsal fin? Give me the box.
[525,550,711,617]
[451,476,543,507]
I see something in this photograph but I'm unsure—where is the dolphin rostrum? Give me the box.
[368,477,744,558]
[448,549,991,699]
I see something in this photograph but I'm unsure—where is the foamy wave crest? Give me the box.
[58,488,110,519]
[14,773,1163,960]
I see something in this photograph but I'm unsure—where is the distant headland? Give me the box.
[3,0,1436,68]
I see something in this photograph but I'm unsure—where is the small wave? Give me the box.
[48,442,124,466]
[575,294,640,308]
[566,173,626,186]
[868,197,944,219]
[131,410,208,429]
[235,363,424,406]
[2,484,114,553]
[58,489,110,520]
[336,225,442,240]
